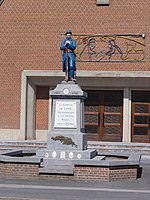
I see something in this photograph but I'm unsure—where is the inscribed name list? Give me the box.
[54,101,77,128]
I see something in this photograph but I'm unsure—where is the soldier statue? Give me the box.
[60,29,76,81]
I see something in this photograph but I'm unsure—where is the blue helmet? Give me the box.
[66,29,72,35]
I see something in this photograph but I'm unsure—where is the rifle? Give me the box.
[65,47,69,81]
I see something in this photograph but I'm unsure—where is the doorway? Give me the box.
[84,90,123,142]
[131,91,150,143]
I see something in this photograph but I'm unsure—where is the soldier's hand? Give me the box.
[65,41,70,46]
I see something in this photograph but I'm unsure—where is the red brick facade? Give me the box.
[0,0,150,131]
[36,86,49,130]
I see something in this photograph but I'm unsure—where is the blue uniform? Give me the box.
[60,37,76,80]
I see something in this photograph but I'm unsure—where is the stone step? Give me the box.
[0,140,150,155]
[0,140,47,151]
[88,141,150,156]
[88,141,150,148]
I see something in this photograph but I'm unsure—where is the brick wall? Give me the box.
[36,86,49,130]
[0,163,39,179]
[109,167,137,181]
[74,165,137,181]
[0,162,138,181]
[0,0,149,129]
[74,166,110,181]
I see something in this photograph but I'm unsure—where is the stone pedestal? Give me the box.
[48,81,88,150]
[36,81,97,174]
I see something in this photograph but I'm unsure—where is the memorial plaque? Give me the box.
[54,101,77,128]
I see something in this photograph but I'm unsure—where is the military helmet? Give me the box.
[66,29,72,35]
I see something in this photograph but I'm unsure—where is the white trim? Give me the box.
[26,79,36,140]
[36,130,48,141]
[23,70,150,78]
[20,72,27,140]
[0,129,20,140]
[48,87,53,131]
[123,88,131,143]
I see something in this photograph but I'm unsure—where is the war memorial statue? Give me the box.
[0,29,141,182]
[60,29,76,81]
[34,30,141,180]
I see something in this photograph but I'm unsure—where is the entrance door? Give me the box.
[131,91,150,143]
[84,90,123,142]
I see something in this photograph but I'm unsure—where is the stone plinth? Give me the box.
[47,81,87,150]
[36,81,97,174]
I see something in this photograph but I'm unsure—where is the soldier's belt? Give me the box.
[63,50,74,53]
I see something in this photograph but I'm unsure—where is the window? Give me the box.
[96,0,109,6]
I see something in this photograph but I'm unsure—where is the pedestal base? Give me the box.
[36,149,97,174]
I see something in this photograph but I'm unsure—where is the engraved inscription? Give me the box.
[54,101,77,128]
